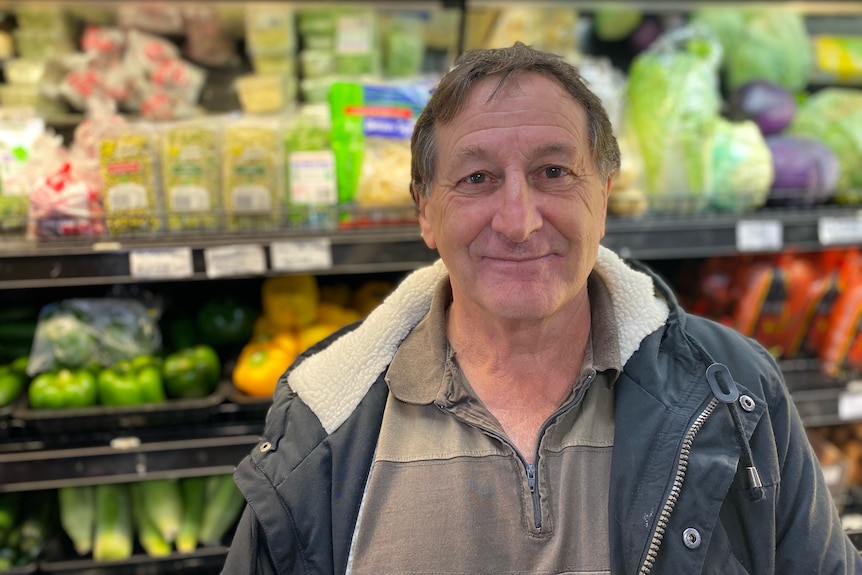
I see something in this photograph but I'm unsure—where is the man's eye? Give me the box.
[544,166,565,179]
[467,173,486,184]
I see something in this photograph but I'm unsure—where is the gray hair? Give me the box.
[410,42,621,203]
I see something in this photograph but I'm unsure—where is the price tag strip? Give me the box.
[129,247,194,280]
[735,219,783,253]
[818,215,862,246]
[270,238,333,272]
[204,244,267,278]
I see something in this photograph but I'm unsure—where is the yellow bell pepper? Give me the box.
[232,342,294,397]
[261,275,319,331]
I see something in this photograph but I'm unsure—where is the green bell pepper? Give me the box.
[0,356,28,407]
[195,298,256,348]
[162,344,221,399]
[28,368,98,409]
[97,355,166,406]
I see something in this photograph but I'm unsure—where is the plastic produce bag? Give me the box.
[28,298,162,376]
[707,118,774,212]
[625,24,723,213]
[329,79,433,221]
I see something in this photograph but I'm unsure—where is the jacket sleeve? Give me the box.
[765,354,862,572]
[221,503,280,575]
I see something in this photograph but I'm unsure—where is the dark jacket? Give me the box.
[223,249,862,574]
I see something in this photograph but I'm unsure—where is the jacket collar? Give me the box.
[288,245,670,433]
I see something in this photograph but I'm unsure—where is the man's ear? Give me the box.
[416,191,437,250]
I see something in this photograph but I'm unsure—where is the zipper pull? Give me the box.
[705,363,740,403]
[526,464,537,493]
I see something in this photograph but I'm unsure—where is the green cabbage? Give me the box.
[692,8,813,93]
[708,118,774,212]
[788,87,862,202]
[625,24,722,212]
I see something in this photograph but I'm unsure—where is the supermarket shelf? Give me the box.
[2,206,862,288]
[466,0,862,14]
[0,432,260,493]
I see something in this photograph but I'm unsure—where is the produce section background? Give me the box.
[1,1,862,573]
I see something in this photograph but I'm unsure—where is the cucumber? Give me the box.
[58,485,95,556]
[199,475,246,546]
[130,482,172,557]
[93,484,133,562]
[136,479,182,544]
[176,477,206,553]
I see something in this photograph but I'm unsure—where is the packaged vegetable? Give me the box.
[0,112,46,233]
[692,8,813,93]
[383,13,425,78]
[28,298,162,376]
[244,5,296,56]
[334,9,380,76]
[707,118,774,212]
[160,119,220,231]
[625,24,722,213]
[221,118,282,230]
[99,125,160,235]
[729,80,797,136]
[329,80,432,220]
[284,105,337,229]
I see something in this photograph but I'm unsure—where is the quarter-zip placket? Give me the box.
[637,396,719,575]
[438,369,598,534]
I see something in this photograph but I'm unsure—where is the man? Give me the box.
[223,43,861,574]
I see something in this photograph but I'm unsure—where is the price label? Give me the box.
[735,220,783,253]
[204,244,267,278]
[838,390,862,421]
[129,247,193,279]
[270,238,333,272]
[818,215,862,246]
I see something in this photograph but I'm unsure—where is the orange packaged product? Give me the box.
[733,253,817,357]
[781,250,845,359]
[820,250,862,377]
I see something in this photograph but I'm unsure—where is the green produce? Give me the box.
[100,130,160,235]
[176,477,206,553]
[58,485,95,556]
[199,474,245,546]
[36,314,98,368]
[162,344,221,399]
[135,479,182,543]
[161,122,220,232]
[97,355,165,406]
[196,298,257,348]
[17,495,51,561]
[788,87,862,203]
[28,368,98,409]
[130,482,172,557]
[0,493,21,543]
[692,8,813,93]
[93,483,133,562]
[625,24,722,211]
[593,7,643,41]
[707,118,774,212]
[0,356,28,407]
[222,122,280,231]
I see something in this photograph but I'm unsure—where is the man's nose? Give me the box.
[490,175,543,242]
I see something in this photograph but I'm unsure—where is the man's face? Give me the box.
[418,72,611,322]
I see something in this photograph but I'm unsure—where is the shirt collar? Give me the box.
[386,271,622,404]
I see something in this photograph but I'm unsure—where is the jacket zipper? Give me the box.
[637,396,719,575]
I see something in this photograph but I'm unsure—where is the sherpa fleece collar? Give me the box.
[288,245,670,433]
